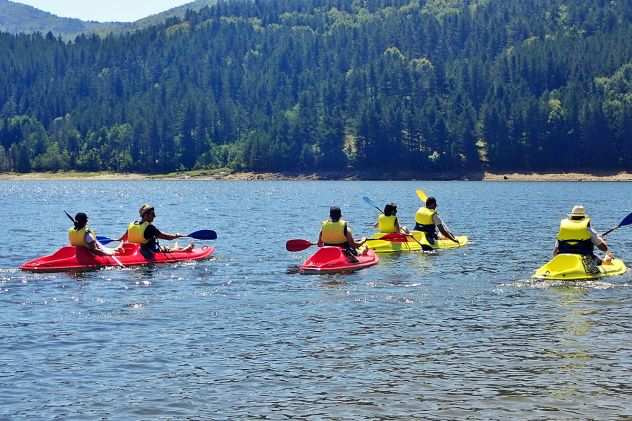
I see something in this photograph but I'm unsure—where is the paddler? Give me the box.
[125,204,194,255]
[414,196,459,244]
[68,212,118,255]
[318,206,366,259]
[374,202,401,234]
[554,205,612,264]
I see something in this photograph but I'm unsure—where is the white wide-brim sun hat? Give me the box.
[568,205,587,218]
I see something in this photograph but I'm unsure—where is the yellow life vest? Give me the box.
[68,226,95,247]
[377,215,398,233]
[556,218,591,241]
[127,221,150,244]
[321,219,348,245]
[415,207,436,226]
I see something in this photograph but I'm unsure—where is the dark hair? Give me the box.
[329,206,342,222]
[426,197,437,208]
[74,212,88,229]
[384,202,397,216]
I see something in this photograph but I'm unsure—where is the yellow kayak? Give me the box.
[533,254,627,281]
[365,232,469,253]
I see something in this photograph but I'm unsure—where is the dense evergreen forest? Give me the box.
[1,0,632,175]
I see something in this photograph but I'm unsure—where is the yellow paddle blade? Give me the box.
[416,189,428,202]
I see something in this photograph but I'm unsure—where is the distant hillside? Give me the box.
[132,0,217,30]
[0,0,128,39]
[0,0,216,39]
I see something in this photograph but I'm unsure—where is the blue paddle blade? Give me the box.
[97,235,115,245]
[602,211,632,236]
[619,212,632,227]
[187,230,217,240]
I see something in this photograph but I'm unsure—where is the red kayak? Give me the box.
[20,243,215,273]
[299,246,379,274]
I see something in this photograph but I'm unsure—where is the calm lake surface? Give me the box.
[2,180,632,419]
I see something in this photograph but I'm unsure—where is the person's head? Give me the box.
[139,204,155,222]
[426,197,437,209]
[74,212,88,229]
[329,206,342,222]
[384,202,397,216]
[568,205,587,220]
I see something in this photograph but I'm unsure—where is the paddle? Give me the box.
[362,196,384,214]
[602,212,632,237]
[286,239,316,252]
[362,196,430,250]
[181,230,218,240]
[97,229,217,245]
[97,235,116,244]
[416,189,428,203]
[64,210,76,224]
[65,210,124,267]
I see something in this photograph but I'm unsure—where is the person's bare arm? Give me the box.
[438,224,459,243]
[345,229,365,248]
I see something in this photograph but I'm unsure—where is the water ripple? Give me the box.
[1,180,632,419]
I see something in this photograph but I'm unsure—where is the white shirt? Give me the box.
[84,232,96,245]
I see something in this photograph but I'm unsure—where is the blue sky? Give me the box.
[16,0,193,22]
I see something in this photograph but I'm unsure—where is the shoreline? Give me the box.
[482,172,632,182]
[2,170,632,181]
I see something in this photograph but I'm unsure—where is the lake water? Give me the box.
[2,180,632,419]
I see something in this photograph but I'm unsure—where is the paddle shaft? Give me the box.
[98,229,216,245]
[64,210,76,224]
[110,254,125,267]
[601,212,632,237]
[362,196,385,215]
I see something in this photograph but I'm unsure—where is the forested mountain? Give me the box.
[133,1,217,30]
[0,0,127,39]
[1,0,632,175]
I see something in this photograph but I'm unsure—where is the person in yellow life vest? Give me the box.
[68,212,118,255]
[317,206,366,257]
[554,205,611,264]
[414,196,458,244]
[374,202,401,234]
[126,204,194,255]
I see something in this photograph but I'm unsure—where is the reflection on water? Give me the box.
[547,286,591,399]
[1,180,632,418]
